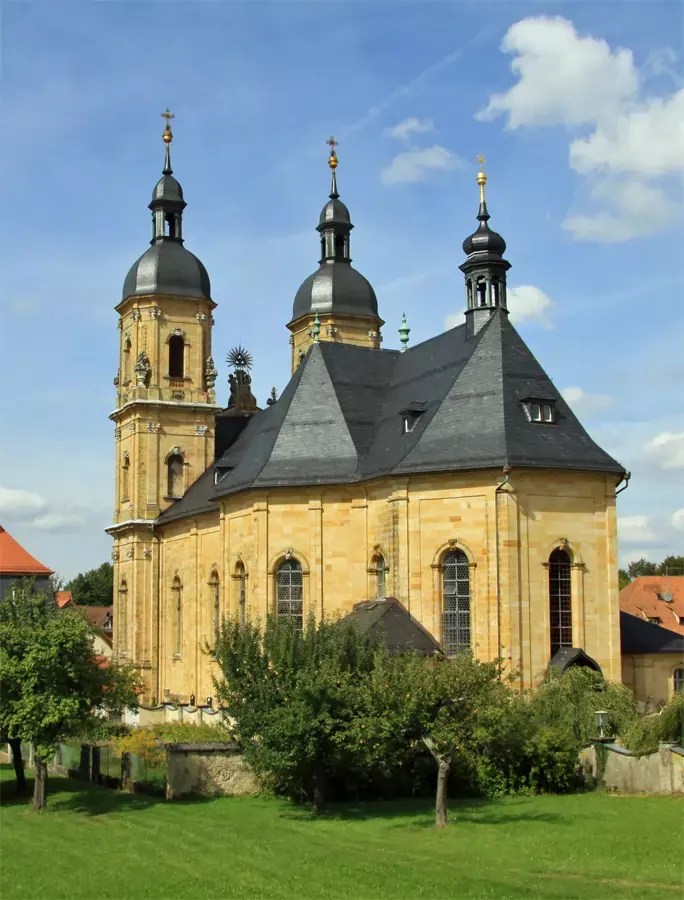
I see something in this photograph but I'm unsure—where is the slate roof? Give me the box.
[549,647,602,674]
[156,310,624,526]
[620,610,684,655]
[344,598,442,655]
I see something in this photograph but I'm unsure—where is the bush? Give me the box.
[623,693,684,754]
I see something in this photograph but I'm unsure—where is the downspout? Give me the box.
[615,471,631,496]
[494,465,512,669]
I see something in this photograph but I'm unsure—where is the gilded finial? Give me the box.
[161,109,175,143]
[476,153,487,204]
[399,313,410,352]
[326,136,339,199]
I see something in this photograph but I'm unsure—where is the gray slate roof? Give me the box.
[157,311,623,526]
[620,611,684,655]
[344,598,442,655]
[122,240,211,301]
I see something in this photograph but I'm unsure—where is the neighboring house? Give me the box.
[0,525,54,602]
[620,576,684,636]
[82,606,114,662]
[620,610,684,709]
[56,590,75,608]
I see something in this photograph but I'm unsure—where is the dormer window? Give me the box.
[401,403,428,434]
[524,400,556,424]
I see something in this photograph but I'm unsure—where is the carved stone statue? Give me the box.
[204,356,218,390]
[226,346,258,411]
[134,351,151,386]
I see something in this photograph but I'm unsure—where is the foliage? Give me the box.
[623,692,684,754]
[621,555,684,584]
[0,580,139,808]
[2,766,682,900]
[49,573,65,594]
[211,612,379,808]
[112,721,234,768]
[618,568,631,590]
[65,562,114,606]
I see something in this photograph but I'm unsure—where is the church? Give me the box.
[109,116,626,706]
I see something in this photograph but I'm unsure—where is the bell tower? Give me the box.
[108,112,221,693]
[287,138,384,371]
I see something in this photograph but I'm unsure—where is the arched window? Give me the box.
[121,452,130,501]
[466,280,473,309]
[374,555,387,599]
[165,213,176,239]
[674,668,684,695]
[277,558,303,629]
[442,549,471,655]
[123,338,132,383]
[169,334,184,378]
[549,548,572,657]
[476,278,487,307]
[167,454,184,498]
[118,579,128,653]
[209,571,220,635]
[235,562,247,625]
[491,281,500,306]
[171,577,182,656]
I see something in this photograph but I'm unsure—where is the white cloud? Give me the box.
[672,509,684,531]
[618,515,659,544]
[477,16,683,242]
[561,386,614,417]
[29,512,87,533]
[381,145,462,185]
[386,117,434,141]
[644,432,684,470]
[507,285,553,327]
[0,486,47,519]
[10,298,39,315]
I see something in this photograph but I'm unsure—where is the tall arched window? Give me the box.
[674,668,684,695]
[235,562,247,625]
[123,338,132,383]
[169,334,184,378]
[277,558,303,630]
[167,454,184,498]
[209,571,220,635]
[442,549,471,655]
[549,548,572,657]
[375,555,387,599]
[118,579,128,653]
[171,577,182,656]
[121,452,130,501]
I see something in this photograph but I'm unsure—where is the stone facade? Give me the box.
[117,466,621,705]
[622,653,684,709]
[165,743,259,799]
[288,311,383,372]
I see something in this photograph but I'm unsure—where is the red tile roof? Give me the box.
[0,525,53,576]
[55,590,74,608]
[620,576,684,636]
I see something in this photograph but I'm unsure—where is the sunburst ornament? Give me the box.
[226,346,253,371]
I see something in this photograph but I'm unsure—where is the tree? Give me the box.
[49,573,65,593]
[211,613,378,810]
[65,562,113,606]
[618,569,631,590]
[627,558,658,579]
[0,581,139,809]
[657,555,684,576]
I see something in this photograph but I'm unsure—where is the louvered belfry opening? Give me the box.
[442,549,471,655]
[277,559,303,629]
[549,548,572,656]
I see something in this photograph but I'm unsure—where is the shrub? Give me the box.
[623,693,684,754]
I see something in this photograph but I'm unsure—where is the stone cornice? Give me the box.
[109,399,223,421]
[106,519,157,535]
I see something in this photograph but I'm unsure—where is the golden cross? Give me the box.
[476,153,485,167]
[326,136,338,152]
[161,109,175,124]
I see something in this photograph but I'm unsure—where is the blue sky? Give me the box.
[1,0,682,580]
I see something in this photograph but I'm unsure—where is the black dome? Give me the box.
[318,197,351,228]
[122,241,211,301]
[462,205,506,257]
[151,174,184,206]
[292,262,378,321]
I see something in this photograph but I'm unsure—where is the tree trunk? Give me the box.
[312,769,326,814]
[9,739,26,792]
[435,757,451,828]
[33,757,48,811]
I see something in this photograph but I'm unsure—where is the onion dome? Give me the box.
[462,163,507,258]
[122,111,211,302]
[291,138,378,322]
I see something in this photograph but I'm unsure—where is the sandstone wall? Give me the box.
[165,742,258,800]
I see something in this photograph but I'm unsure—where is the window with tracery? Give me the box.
[674,668,684,695]
[442,550,471,655]
[549,548,572,657]
[277,559,303,630]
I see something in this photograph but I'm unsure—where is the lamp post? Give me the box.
[594,710,612,742]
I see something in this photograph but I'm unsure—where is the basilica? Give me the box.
[109,117,626,706]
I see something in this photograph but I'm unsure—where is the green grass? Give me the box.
[1,765,682,899]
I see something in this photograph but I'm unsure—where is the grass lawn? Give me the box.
[1,765,682,899]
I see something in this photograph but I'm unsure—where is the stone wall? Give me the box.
[165,742,259,800]
[580,743,684,794]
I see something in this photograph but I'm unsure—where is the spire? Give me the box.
[161,108,174,175]
[399,313,410,351]
[326,136,339,198]
[460,155,511,339]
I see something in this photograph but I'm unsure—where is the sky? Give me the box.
[0,0,682,581]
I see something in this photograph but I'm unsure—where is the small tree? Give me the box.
[0,581,139,809]
[65,562,114,606]
[211,613,378,810]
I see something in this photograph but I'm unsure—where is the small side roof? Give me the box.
[0,525,54,576]
[620,610,684,655]
[344,597,442,655]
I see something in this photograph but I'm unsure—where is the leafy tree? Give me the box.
[620,555,684,587]
[65,561,113,606]
[627,558,658,579]
[49,573,65,593]
[210,613,378,810]
[618,569,631,590]
[0,581,139,809]
[657,555,684,576]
